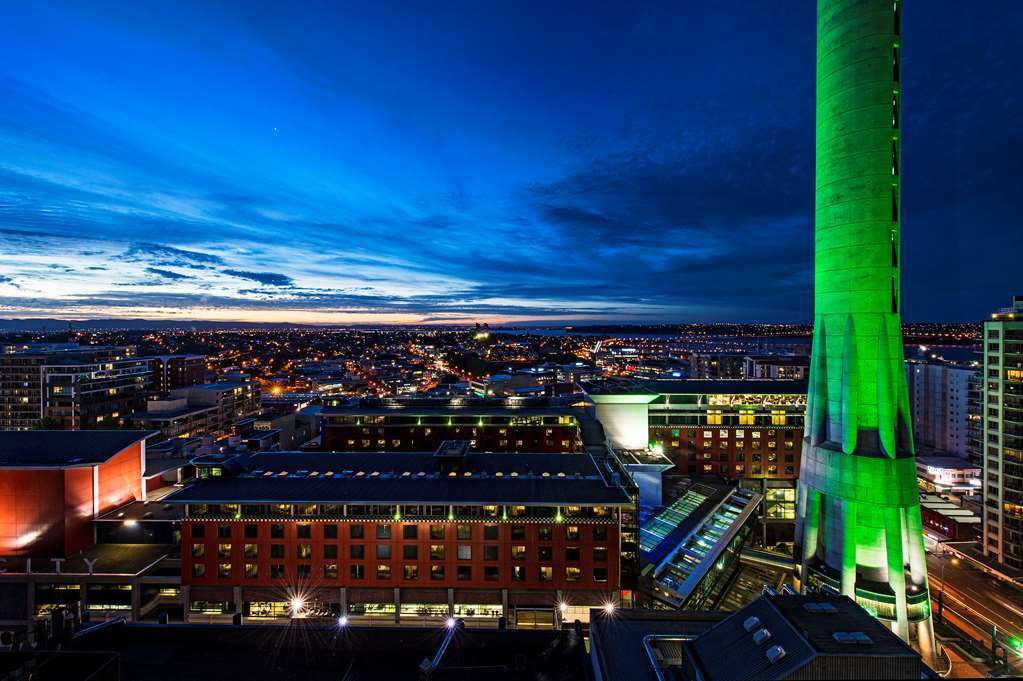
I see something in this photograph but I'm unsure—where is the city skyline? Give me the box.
[1,1,1020,325]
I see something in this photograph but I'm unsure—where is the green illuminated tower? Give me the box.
[796,0,935,662]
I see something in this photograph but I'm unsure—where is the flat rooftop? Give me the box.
[583,378,808,396]
[166,450,633,506]
[0,430,153,468]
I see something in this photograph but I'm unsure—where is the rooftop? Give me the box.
[0,430,152,468]
[588,594,921,681]
[583,378,808,396]
[165,450,633,506]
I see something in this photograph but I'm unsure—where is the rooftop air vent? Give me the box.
[743,616,761,632]
[765,646,786,663]
[803,602,838,613]
[832,631,873,644]
[753,629,772,645]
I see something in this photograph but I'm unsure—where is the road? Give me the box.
[927,550,1023,668]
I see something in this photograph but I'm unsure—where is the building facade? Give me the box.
[980,296,1023,571]
[0,345,151,430]
[906,360,974,457]
[167,447,634,625]
[147,354,206,395]
[0,431,150,557]
[319,399,586,453]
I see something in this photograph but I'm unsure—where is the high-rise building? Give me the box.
[0,344,152,430]
[905,360,975,457]
[980,295,1023,570]
[147,354,206,395]
[796,0,934,661]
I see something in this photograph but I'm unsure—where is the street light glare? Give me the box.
[445,617,456,629]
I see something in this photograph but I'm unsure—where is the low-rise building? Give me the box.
[164,443,636,625]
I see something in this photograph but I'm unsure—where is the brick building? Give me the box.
[146,354,206,395]
[165,444,635,626]
[319,398,586,453]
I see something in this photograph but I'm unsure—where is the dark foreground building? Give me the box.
[0,593,924,680]
[589,593,925,680]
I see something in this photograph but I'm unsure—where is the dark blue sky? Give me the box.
[0,1,1019,324]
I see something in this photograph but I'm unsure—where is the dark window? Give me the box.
[271,523,285,539]
[511,526,526,540]
[565,546,581,561]
[538,526,553,541]
[324,544,338,559]
[893,46,899,82]
[270,544,284,558]
[191,523,205,538]
[483,525,499,540]
[484,566,499,581]
[594,547,608,562]
[270,564,285,579]
[403,545,418,560]
[430,565,445,580]
[244,524,258,539]
[350,545,365,559]
[323,524,338,539]
[538,546,553,561]
[892,277,898,314]
[297,565,311,579]
[593,526,608,541]
[891,185,898,221]
[350,564,365,580]
[218,524,231,539]
[297,523,311,539]
[376,525,392,540]
[593,567,609,583]
[483,545,499,561]
[376,544,392,560]
[403,525,418,540]
[350,524,364,539]
[457,565,471,581]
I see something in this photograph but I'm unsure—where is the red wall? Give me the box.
[0,442,143,558]
[0,470,65,557]
[97,443,142,513]
[182,519,619,593]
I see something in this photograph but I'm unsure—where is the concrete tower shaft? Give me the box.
[798,0,935,663]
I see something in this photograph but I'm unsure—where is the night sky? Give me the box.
[0,1,1019,324]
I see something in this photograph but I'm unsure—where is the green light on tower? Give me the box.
[796,0,935,665]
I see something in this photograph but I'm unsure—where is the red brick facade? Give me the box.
[650,426,801,479]
[182,518,619,593]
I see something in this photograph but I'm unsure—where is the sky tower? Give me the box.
[796,0,935,663]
